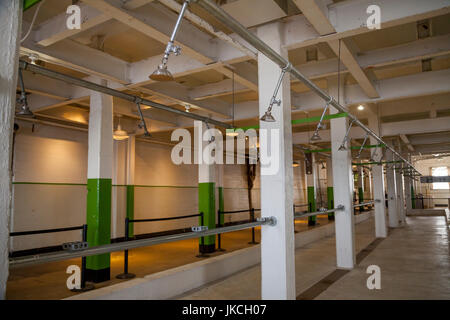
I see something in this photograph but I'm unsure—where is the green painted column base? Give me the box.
[86,178,112,283]
[307,186,317,226]
[358,187,365,212]
[327,187,335,220]
[198,182,216,254]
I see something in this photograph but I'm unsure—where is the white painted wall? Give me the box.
[414,156,450,207]
[10,121,307,251]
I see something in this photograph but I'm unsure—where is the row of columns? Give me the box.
[0,13,416,299]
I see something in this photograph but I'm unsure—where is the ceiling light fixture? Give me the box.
[113,116,129,141]
[260,63,291,122]
[185,105,190,113]
[357,105,365,111]
[149,0,190,81]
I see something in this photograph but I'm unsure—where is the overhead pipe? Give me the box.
[158,0,257,59]
[19,60,232,129]
[191,0,421,176]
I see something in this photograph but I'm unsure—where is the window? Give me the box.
[432,166,449,190]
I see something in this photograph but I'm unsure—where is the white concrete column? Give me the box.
[88,84,114,180]
[86,82,114,281]
[395,142,406,225]
[0,0,22,299]
[127,136,136,186]
[328,76,356,269]
[405,172,413,212]
[396,165,406,224]
[367,105,387,238]
[257,22,295,300]
[386,150,399,228]
[326,158,333,187]
[197,122,216,253]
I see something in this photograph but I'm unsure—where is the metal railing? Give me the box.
[116,212,204,279]
[294,205,345,220]
[9,217,276,268]
[217,208,261,250]
[10,224,93,291]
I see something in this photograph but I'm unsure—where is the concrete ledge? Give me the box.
[66,211,373,300]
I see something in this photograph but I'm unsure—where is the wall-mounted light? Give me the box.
[260,63,291,122]
[310,96,333,142]
[357,105,365,111]
[292,161,300,168]
[185,105,190,113]
[338,119,355,151]
[16,69,34,117]
[149,0,190,81]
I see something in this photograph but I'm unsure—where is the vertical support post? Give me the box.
[258,23,295,300]
[81,224,88,288]
[367,104,387,238]
[0,0,22,299]
[197,122,215,254]
[326,158,335,220]
[357,165,365,211]
[305,153,317,226]
[411,184,416,209]
[386,150,399,228]
[395,141,406,225]
[405,173,412,212]
[328,76,356,269]
[116,217,135,279]
[217,164,225,251]
[86,81,113,283]
[248,208,258,244]
[126,135,136,238]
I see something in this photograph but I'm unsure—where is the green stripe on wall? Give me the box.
[86,178,111,271]
[198,182,215,246]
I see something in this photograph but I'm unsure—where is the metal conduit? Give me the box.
[294,205,344,220]
[9,219,275,267]
[18,60,232,129]
[353,201,378,208]
[192,0,421,176]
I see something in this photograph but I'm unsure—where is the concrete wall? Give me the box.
[10,121,307,251]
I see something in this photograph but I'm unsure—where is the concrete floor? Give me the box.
[6,215,333,300]
[178,216,450,300]
[316,216,450,299]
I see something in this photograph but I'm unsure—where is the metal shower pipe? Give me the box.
[19,60,232,129]
[192,0,420,176]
